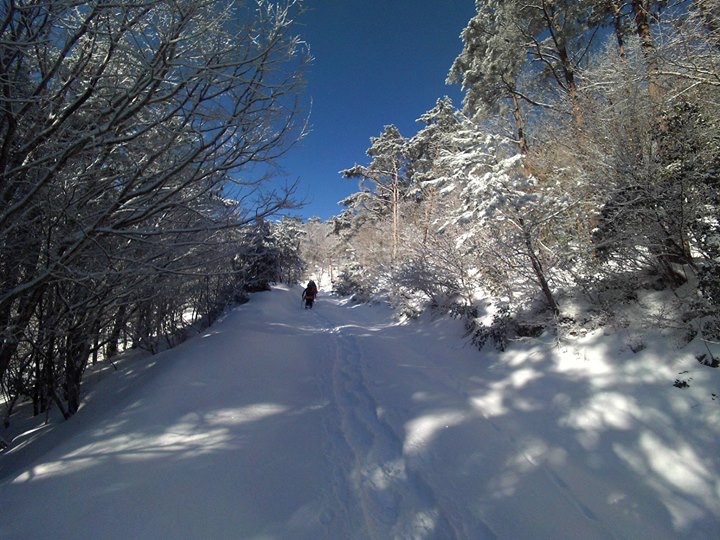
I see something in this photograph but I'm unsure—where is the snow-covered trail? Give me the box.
[1,286,359,539]
[1,286,718,539]
[310,292,678,540]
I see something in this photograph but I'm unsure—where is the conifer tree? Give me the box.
[448,0,530,152]
[408,97,462,244]
[341,125,412,262]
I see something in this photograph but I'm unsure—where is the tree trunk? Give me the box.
[519,218,560,316]
[0,285,46,383]
[422,189,436,246]
[511,92,529,154]
[540,1,583,127]
[105,305,127,359]
[557,43,584,127]
[92,334,100,365]
[611,0,627,59]
[392,176,400,261]
[631,0,662,104]
[64,333,91,416]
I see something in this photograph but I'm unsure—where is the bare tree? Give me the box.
[0,0,309,417]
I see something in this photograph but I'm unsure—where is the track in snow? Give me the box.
[3,286,717,539]
[317,308,456,539]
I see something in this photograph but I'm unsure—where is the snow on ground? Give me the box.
[1,285,719,539]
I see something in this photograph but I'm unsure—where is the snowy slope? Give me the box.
[1,285,718,539]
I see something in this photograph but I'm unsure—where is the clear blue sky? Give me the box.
[281,0,475,221]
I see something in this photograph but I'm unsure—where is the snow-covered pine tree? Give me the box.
[408,97,463,245]
[270,217,306,284]
[431,120,568,315]
[449,0,614,147]
[448,0,530,152]
[341,125,413,263]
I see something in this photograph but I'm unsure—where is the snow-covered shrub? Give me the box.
[465,303,512,352]
[391,239,468,310]
[626,335,646,353]
[333,264,373,302]
[698,262,720,309]
[696,353,719,368]
[701,317,720,342]
[391,262,435,302]
[567,40,720,291]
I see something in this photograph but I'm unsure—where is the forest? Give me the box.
[1,0,719,429]
[0,0,309,424]
[307,0,720,352]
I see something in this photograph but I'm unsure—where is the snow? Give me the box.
[1,285,719,539]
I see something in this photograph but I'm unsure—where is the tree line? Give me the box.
[0,0,308,424]
[325,0,720,347]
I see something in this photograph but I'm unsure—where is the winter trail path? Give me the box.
[1,285,717,539]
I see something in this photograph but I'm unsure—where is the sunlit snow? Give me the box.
[1,285,718,539]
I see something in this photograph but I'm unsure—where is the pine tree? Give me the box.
[408,97,462,244]
[429,120,566,315]
[341,125,412,262]
[448,0,530,152]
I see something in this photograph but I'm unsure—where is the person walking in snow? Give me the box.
[302,280,318,309]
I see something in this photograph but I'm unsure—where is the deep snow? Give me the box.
[1,285,719,539]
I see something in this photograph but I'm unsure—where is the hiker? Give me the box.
[302,280,318,309]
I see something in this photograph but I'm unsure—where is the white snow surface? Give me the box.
[1,285,719,539]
